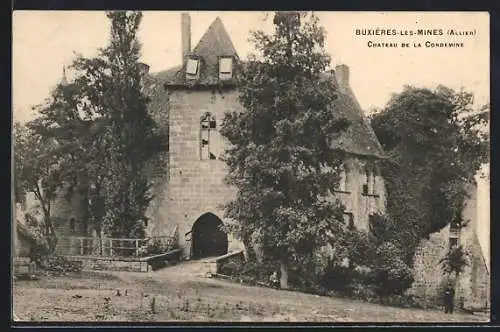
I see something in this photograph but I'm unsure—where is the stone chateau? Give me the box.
[17,13,489,311]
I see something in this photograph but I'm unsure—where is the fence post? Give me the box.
[135,239,139,256]
[80,238,83,256]
[110,239,113,257]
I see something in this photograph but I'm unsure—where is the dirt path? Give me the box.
[105,258,215,284]
[13,262,490,323]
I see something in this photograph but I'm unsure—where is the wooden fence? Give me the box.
[52,232,178,260]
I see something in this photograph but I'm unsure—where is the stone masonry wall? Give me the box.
[150,89,246,259]
[407,183,490,311]
[335,157,386,231]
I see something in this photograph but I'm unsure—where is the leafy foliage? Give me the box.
[95,11,164,239]
[38,255,83,274]
[14,121,61,242]
[16,11,166,246]
[370,241,414,297]
[27,78,111,240]
[311,213,414,299]
[219,12,349,289]
[440,245,469,276]
[371,86,489,265]
[137,238,176,257]
[22,213,52,258]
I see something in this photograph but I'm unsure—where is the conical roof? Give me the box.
[167,17,240,88]
[192,17,238,64]
[326,71,386,158]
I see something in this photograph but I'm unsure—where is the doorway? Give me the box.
[191,213,228,259]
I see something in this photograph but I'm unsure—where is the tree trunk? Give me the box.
[95,223,103,256]
[280,259,289,290]
[455,271,463,311]
[42,210,57,253]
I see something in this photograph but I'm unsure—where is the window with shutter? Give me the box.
[449,237,458,250]
[186,58,199,76]
[219,57,233,80]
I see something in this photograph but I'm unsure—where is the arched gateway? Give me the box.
[191,213,228,259]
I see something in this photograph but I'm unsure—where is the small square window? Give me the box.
[186,58,199,75]
[449,237,458,250]
[362,184,369,196]
[209,117,217,129]
[201,119,210,129]
[343,213,354,229]
[69,218,76,231]
[219,58,232,74]
[219,57,233,80]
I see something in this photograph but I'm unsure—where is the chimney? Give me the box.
[181,13,191,65]
[138,62,150,77]
[61,65,68,85]
[335,64,350,92]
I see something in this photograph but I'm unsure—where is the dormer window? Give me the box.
[219,57,233,80]
[186,57,200,79]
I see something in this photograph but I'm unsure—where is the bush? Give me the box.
[320,264,353,291]
[288,261,328,295]
[318,229,414,300]
[38,255,83,273]
[229,259,276,282]
[383,294,420,308]
[343,282,378,301]
[224,213,416,308]
[23,213,52,260]
[440,245,469,276]
[371,242,414,297]
[218,258,323,292]
[219,259,245,276]
[137,238,175,257]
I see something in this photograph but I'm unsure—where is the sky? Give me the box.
[13,11,489,123]
[12,11,490,264]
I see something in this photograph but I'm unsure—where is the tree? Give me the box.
[371,86,489,265]
[86,11,161,240]
[14,121,61,250]
[24,11,166,249]
[220,12,349,289]
[27,79,111,248]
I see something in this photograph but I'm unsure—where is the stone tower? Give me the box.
[157,15,246,259]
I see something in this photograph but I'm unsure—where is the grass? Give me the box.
[12,268,489,323]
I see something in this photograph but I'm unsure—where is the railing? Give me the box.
[52,235,176,259]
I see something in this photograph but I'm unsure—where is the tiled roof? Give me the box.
[192,17,238,63]
[143,66,180,134]
[166,17,240,88]
[327,72,386,159]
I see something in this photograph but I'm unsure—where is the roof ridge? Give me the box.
[192,16,238,58]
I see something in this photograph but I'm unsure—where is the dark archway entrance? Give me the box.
[191,213,228,259]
